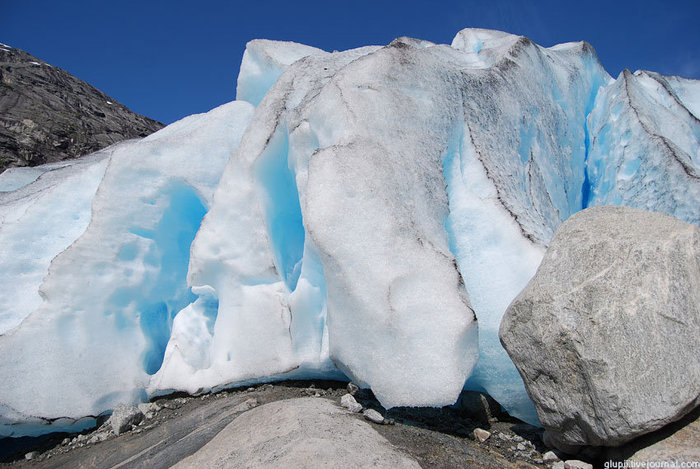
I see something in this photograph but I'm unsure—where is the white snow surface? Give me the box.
[0,151,111,335]
[235,39,327,106]
[0,101,254,436]
[1,30,699,436]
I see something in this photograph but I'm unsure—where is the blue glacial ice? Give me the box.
[1,29,699,436]
[0,101,254,436]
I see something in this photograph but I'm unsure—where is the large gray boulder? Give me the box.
[499,206,700,450]
[172,397,421,469]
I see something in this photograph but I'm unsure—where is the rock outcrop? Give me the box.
[171,397,421,469]
[0,43,162,173]
[597,406,700,465]
[500,206,700,450]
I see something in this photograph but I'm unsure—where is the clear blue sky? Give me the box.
[2,0,699,124]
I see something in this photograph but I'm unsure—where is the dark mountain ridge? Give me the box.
[0,43,163,173]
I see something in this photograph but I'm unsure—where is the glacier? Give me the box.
[1,28,699,437]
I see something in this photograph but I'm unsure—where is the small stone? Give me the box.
[517,442,527,451]
[512,434,524,443]
[246,387,255,392]
[543,451,559,462]
[164,397,188,409]
[459,391,504,424]
[552,462,565,469]
[473,428,491,443]
[107,404,143,435]
[347,382,360,395]
[232,398,259,413]
[138,402,161,415]
[61,438,71,445]
[87,431,109,444]
[363,408,384,424]
[340,394,363,413]
[24,451,39,460]
[564,460,593,469]
[533,459,543,464]
[497,432,511,441]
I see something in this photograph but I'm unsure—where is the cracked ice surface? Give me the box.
[153,30,613,419]
[585,70,700,221]
[1,29,699,436]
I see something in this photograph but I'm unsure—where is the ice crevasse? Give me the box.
[0,28,699,436]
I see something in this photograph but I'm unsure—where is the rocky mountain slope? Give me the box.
[0,43,163,173]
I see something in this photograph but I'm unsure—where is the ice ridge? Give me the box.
[0,29,698,436]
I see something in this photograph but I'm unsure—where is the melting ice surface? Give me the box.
[1,29,699,437]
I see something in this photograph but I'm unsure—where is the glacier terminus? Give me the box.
[0,28,698,437]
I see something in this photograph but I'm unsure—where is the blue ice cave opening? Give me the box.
[581,129,592,209]
[254,125,305,291]
[581,57,609,210]
[117,180,207,375]
[141,181,207,374]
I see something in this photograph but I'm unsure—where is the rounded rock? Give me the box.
[500,207,700,449]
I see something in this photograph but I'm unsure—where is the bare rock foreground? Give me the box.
[172,397,420,469]
[0,383,556,468]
